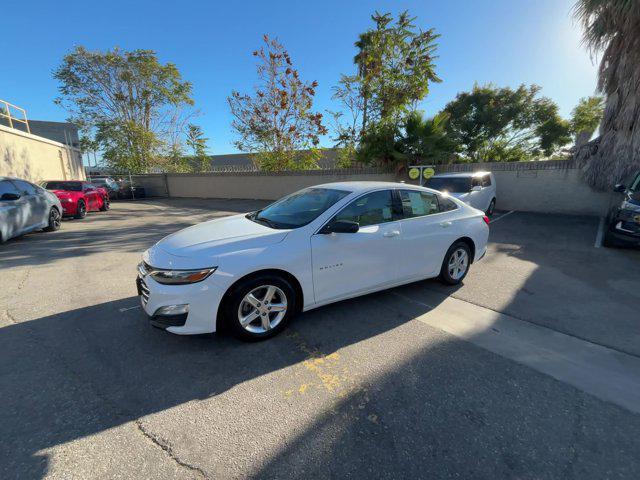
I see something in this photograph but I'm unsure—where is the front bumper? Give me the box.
[136,273,224,335]
[608,209,640,245]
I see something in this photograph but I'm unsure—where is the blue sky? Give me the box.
[2,0,597,155]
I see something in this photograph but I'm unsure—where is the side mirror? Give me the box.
[613,183,626,193]
[320,220,359,234]
[0,192,21,201]
[471,185,482,192]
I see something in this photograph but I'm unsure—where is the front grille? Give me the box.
[139,276,150,305]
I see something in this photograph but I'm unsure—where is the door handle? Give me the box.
[383,230,401,237]
[439,221,453,228]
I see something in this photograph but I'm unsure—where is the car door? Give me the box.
[395,190,461,279]
[0,180,26,239]
[310,189,402,304]
[11,180,47,229]
[83,183,98,210]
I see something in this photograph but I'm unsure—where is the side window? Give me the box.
[399,190,439,218]
[0,181,20,198]
[482,174,492,187]
[438,196,458,212]
[333,190,395,227]
[12,180,37,195]
[471,177,482,188]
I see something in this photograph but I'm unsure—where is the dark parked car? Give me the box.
[90,177,121,199]
[604,170,640,248]
[117,180,146,199]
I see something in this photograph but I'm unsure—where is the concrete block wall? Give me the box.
[131,161,614,217]
[433,160,613,216]
[163,169,396,200]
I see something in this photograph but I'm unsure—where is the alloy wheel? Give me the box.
[237,285,288,334]
[51,208,61,229]
[448,248,469,280]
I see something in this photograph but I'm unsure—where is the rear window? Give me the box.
[438,196,459,212]
[42,181,82,192]
[425,177,472,193]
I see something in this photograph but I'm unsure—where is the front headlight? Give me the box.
[148,267,217,285]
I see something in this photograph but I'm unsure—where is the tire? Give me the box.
[602,230,619,248]
[439,242,472,285]
[224,274,297,341]
[74,200,87,219]
[486,198,496,216]
[99,197,110,211]
[44,207,61,232]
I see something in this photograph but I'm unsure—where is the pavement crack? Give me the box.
[3,308,208,478]
[134,419,209,479]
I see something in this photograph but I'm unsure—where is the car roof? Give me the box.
[42,180,83,183]
[311,181,435,194]
[430,171,492,178]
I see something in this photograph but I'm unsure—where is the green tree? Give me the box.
[334,11,441,166]
[54,46,194,173]
[398,111,459,163]
[443,84,571,162]
[227,35,327,171]
[186,124,210,172]
[357,111,458,166]
[573,1,640,190]
[570,96,604,148]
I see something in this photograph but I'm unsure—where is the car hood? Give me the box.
[50,189,81,197]
[147,214,290,266]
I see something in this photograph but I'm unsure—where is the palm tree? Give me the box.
[573,1,640,190]
[353,31,375,135]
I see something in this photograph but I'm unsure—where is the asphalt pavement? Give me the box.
[1,199,639,479]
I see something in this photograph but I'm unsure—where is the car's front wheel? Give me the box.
[99,197,110,211]
[486,198,496,216]
[225,275,297,341]
[439,242,471,285]
[44,207,61,232]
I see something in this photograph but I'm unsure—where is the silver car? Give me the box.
[0,176,62,243]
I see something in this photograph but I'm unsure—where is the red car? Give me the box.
[41,180,109,218]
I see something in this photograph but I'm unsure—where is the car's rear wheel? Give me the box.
[44,207,61,232]
[225,275,296,341]
[439,242,471,285]
[74,200,87,219]
[486,198,496,216]
[99,197,110,211]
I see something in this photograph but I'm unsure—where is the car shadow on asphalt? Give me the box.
[3,285,640,479]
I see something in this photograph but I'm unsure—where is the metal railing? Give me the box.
[0,99,30,133]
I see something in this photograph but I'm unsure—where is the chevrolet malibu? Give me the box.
[137,182,489,340]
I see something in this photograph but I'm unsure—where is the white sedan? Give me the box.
[137,182,489,340]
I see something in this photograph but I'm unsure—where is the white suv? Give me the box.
[425,172,497,215]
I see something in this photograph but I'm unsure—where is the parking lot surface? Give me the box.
[2,199,640,479]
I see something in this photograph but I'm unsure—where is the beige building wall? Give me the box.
[0,124,85,182]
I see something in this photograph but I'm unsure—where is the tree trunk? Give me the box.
[575,130,593,149]
[575,33,640,191]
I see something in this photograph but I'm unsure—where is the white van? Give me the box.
[425,171,497,215]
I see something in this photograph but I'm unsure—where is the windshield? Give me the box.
[425,177,472,193]
[247,188,351,229]
[42,181,82,192]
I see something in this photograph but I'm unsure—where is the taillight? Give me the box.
[482,215,490,225]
